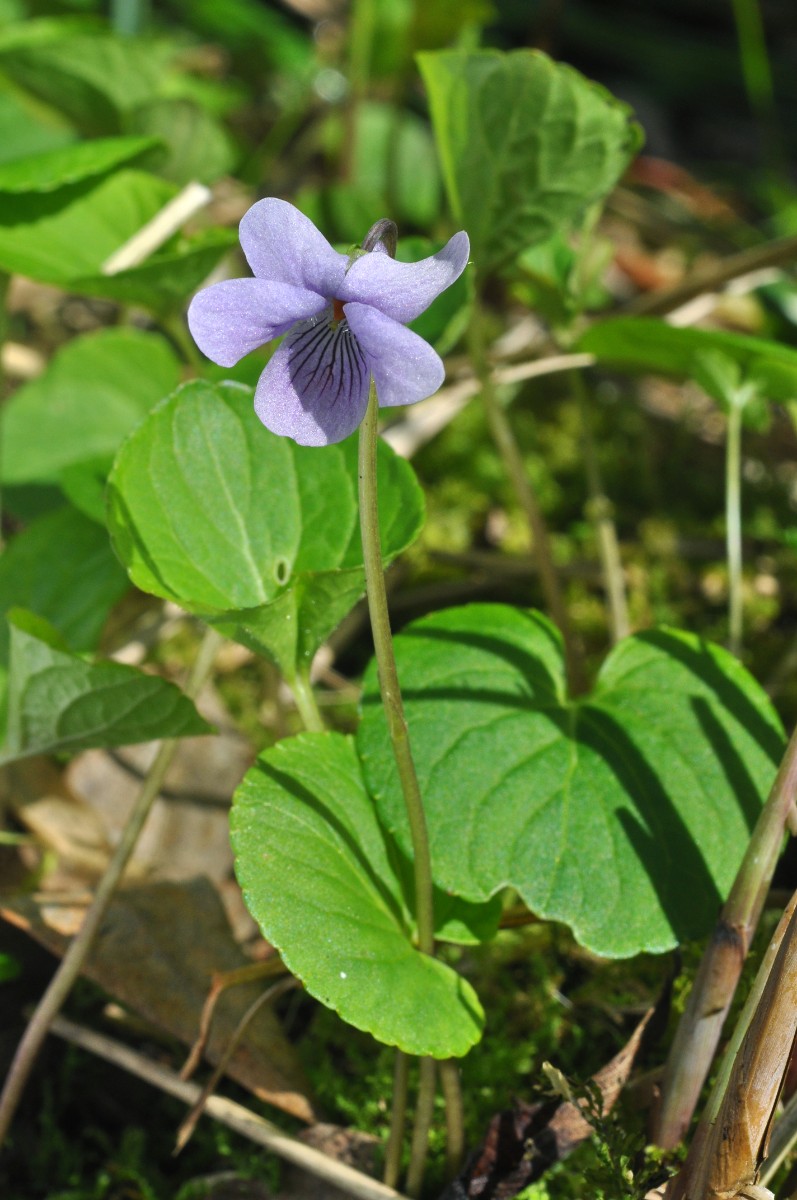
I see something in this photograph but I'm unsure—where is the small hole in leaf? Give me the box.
[274,557,291,586]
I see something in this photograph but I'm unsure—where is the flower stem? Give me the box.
[383,1050,409,1188]
[406,1058,437,1199]
[357,382,435,956]
[468,302,585,693]
[439,1059,465,1179]
[0,626,224,1149]
[726,401,744,657]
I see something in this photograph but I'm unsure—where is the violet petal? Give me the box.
[240,197,348,297]
[345,302,444,408]
[339,231,470,323]
[254,316,370,446]
[187,279,327,367]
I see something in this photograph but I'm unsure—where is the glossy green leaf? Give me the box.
[72,227,238,314]
[107,380,424,678]
[1,328,181,485]
[232,732,485,1056]
[0,87,75,164]
[419,49,642,272]
[577,317,797,406]
[0,167,176,283]
[1,610,210,766]
[0,135,159,193]
[358,604,784,958]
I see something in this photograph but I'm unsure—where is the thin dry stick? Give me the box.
[0,626,224,1148]
[48,1013,410,1200]
[101,181,211,274]
[176,976,298,1153]
[181,958,286,1082]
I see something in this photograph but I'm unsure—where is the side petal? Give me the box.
[187,279,327,367]
[345,302,444,408]
[339,231,470,324]
[254,317,370,446]
[240,198,348,297]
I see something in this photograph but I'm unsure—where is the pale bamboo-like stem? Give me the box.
[653,717,797,1149]
[0,626,224,1147]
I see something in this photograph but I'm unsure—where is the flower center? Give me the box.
[331,298,346,326]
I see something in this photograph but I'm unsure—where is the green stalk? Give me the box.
[406,1058,437,1199]
[358,383,436,1191]
[357,383,435,955]
[439,1059,465,1179]
[572,370,629,643]
[653,715,797,1149]
[726,401,744,657]
[383,1051,409,1188]
[0,270,9,553]
[290,666,326,733]
[0,626,224,1148]
[468,302,584,692]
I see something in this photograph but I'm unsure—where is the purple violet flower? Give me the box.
[188,198,470,446]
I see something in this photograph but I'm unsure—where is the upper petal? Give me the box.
[254,315,370,446]
[187,278,327,367]
[345,302,444,408]
[240,198,348,297]
[339,231,470,324]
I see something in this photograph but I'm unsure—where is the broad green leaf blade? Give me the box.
[232,732,485,1057]
[71,228,239,315]
[107,380,424,676]
[0,87,75,164]
[0,167,176,283]
[419,49,642,273]
[357,604,784,958]
[0,32,170,135]
[577,317,797,404]
[1,610,211,765]
[0,135,159,193]
[1,328,181,484]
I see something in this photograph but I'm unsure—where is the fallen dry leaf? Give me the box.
[1,876,315,1122]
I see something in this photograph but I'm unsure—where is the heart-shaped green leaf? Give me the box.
[107,380,424,678]
[232,732,485,1057]
[357,604,784,958]
[1,328,181,485]
[419,49,642,273]
[1,610,210,765]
